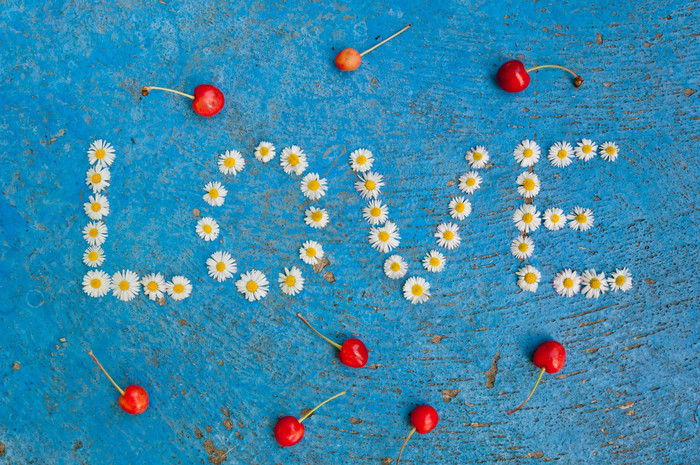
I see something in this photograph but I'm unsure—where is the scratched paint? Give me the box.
[0,0,698,464]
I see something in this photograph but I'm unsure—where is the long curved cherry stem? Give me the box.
[141,86,194,99]
[298,391,346,423]
[88,350,125,396]
[525,64,583,87]
[297,313,342,350]
[395,427,416,465]
[360,24,412,57]
[507,366,546,415]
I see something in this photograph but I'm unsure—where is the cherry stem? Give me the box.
[296,313,342,350]
[395,427,416,465]
[298,390,346,423]
[88,350,125,396]
[525,64,583,87]
[141,86,194,100]
[507,366,546,415]
[360,24,412,57]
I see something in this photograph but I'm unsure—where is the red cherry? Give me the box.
[334,24,412,72]
[297,313,368,368]
[396,405,439,464]
[507,340,567,415]
[141,84,225,117]
[273,391,346,447]
[497,60,583,93]
[88,351,149,415]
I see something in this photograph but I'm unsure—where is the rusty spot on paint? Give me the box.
[193,208,201,217]
[0,442,4,457]
[595,32,603,44]
[73,440,82,450]
[157,297,166,306]
[323,271,336,283]
[683,88,696,97]
[194,427,204,439]
[430,334,445,343]
[381,458,393,465]
[313,256,330,273]
[223,419,233,430]
[349,417,363,424]
[203,439,227,464]
[485,352,500,388]
[442,389,460,403]
[12,361,20,370]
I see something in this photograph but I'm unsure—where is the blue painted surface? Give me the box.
[0,0,698,463]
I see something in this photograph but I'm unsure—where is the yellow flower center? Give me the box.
[209,189,219,199]
[119,280,130,291]
[590,278,601,289]
[429,257,440,267]
[311,211,323,222]
[522,213,533,224]
[88,251,99,261]
[550,214,560,223]
[259,146,269,156]
[202,224,212,234]
[306,248,317,257]
[576,214,587,223]
[246,281,258,292]
[370,207,382,217]
[605,146,616,155]
[173,283,185,293]
[288,153,299,166]
[411,284,423,296]
[94,148,106,159]
[216,262,226,272]
[523,178,535,191]
[523,148,533,158]
[557,149,568,159]
[356,155,367,165]
[563,278,574,288]
[582,145,592,154]
[89,228,98,237]
[285,275,296,287]
[443,230,454,240]
[390,262,401,272]
[365,180,376,191]
[473,151,483,161]
[91,173,102,183]
[378,231,390,242]
[524,272,537,284]
[518,242,529,252]
[308,180,320,191]
[91,202,101,212]
[90,278,102,289]
[466,177,476,187]
[615,275,626,286]
[224,157,236,167]
[455,202,465,213]
[147,282,158,292]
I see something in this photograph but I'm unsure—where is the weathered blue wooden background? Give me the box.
[1,0,698,463]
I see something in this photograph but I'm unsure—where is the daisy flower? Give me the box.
[254,141,276,163]
[82,270,111,298]
[553,269,581,297]
[516,172,541,198]
[87,139,116,168]
[300,173,328,201]
[85,167,111,192]
[299,240,324,265]
[403,277,431,305]
[435,222,461,250]
[195,217,220,241]
[567,207,595,231]
[510,235,535,260]
[206,251,237,282]
[166,276,193,301]
[280,146,308,176]
[83,193,110,221]
[203,181,227,207]
[575,139,598,162]
[368,221,400,253]
[449,196,472,220]
[599,141,620,161]
[279,266,304,296]
[349,148,374,173]
[141,273,166,301]
[111,270,140,302]
[423,250,446,272]
[581,269,609,299]
[304,206,330,229]
[465,145,490,169]
[236,269,269,302]
[82,220,108,246]
[355,171,384,199]
[516,265,541,292]
[362,199,389,225]
[548,141,575,167]
[543,208,566,231]
[458,171,482,194]
[383,255,408,280]
[218,150,245,176]
[513,204,541,233]
[82,245,106,268]
[608,267,633,292]
[513,140,541,167]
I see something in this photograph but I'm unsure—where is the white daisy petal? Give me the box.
[581,269,609,299]
[599,141,619,162]
[236,269,269,301]
[304,206,330,229]
[543,208,566,231]
[574,139,598,162]
[83,193,110,220]
[448,196,472,220]
[513,204,541,233]
[300,173,328,201]
[203,181,227,207]
[166,276,192,301]
[86,167,111,192]
[299,240,325,266]
[513,140,541,167]
[349,148,375,173]
[368,221,400,253]
[362,199,389,225]
[111,270,141,301]
[567,206,595,231]
[279,266,304,296]
[87,140,116,168]
[196,217,220,241]
[141,273,166,301]
[422,250,446,272]
[254,141,276,163]
[458,171,482,194]
[516,172,540,198]
[206,251,237,282]
[516,265,541,292]
[435,222,461,250]
[83,220,108,246]
[465,145,490,169]
[355,171,385,200]
[280,146,309,176]
[553,269,581,297]
[82,245,106,268]
[510,235,534,260]
[548,141,575,167]
[218,150,245,176]
[608,267,632,292]
[383,255,408,280]
[403,276,431,304]
[82,270,111,298]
